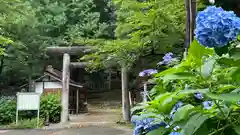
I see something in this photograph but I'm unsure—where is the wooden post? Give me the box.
[184,0,196,59]
[121,67,130,121]
[61,53,70,123]
[143,82,148,102]
[129,91,133,107]
[185,0,191,50]
[190,0,197,42]
[108,71,111,90]
[76,89,79,115]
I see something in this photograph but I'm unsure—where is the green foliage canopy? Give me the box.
[0,0,114,89]
[79,0,186,71]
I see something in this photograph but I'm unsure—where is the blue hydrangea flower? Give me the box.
[158,52,174,65]
[195,6,240,48]
[144,121,167,132]
[131,115,140,126]
[169,132,181,135]
[170,102,184,119]
[203,101,214,109]
[194,92,204,100]
[131,116,166,135]
[139,69,158,77]
[133,125,143,135]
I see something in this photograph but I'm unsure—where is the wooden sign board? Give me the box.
[16,92,41,127]
[17,93,40,110]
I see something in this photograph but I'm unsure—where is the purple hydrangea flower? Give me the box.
[158,52,174,65]
[195,6,240,48]
[203,101,214,109]
[139,69,158,77]
[194,92,204,100]
[169,132,181,135]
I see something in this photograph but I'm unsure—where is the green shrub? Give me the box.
[0,94,61,125]
[40,94,61,123]
[0,97,16,125]
[8,118,44,129]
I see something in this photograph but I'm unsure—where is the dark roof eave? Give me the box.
[44,72,83,88]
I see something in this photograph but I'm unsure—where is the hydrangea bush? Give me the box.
[131,6,240,135]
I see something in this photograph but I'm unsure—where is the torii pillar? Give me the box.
[61,53,70,123]
[46,46,92,123]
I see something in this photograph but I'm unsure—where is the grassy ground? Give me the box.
[0,118,44,129]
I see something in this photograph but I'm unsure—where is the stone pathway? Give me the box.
[42,101,132,135]
[0,127,130,135]
[0,130,9,134]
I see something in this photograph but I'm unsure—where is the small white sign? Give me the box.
[16,92,41,127]
[17,92,40,110]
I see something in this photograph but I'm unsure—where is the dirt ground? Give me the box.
[0,90,133,135]
[0,127,129,135]
[0,102,132,135]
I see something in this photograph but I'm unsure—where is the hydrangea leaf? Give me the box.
[180,113,208,135]
[231,88,240,94]
[229,48,240,60]
[206,92,240,102]
[218,85,237,93]
[161,72,196,81]
[217,57,240,67]
[131,104,147,114]
[152,93,176,113]
[187,40,214,66]
[176,89,209,98]
[230,67,240,82]
[200,57,216,78]
[233,125,240,135]
[155,66,187,77]
[173,104,194,122]
[146,127,168,135]
[194,123,209,135]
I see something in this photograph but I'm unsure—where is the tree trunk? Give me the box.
[61,53,70,123]
[121,67,130,121]
[0,56,4,75]
[28,65,34,92]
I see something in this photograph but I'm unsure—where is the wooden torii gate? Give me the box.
[46,46,91,123]
[46,46,130,123]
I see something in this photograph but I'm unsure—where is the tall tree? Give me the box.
[0,0,115,90]
[79,0,186,71]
